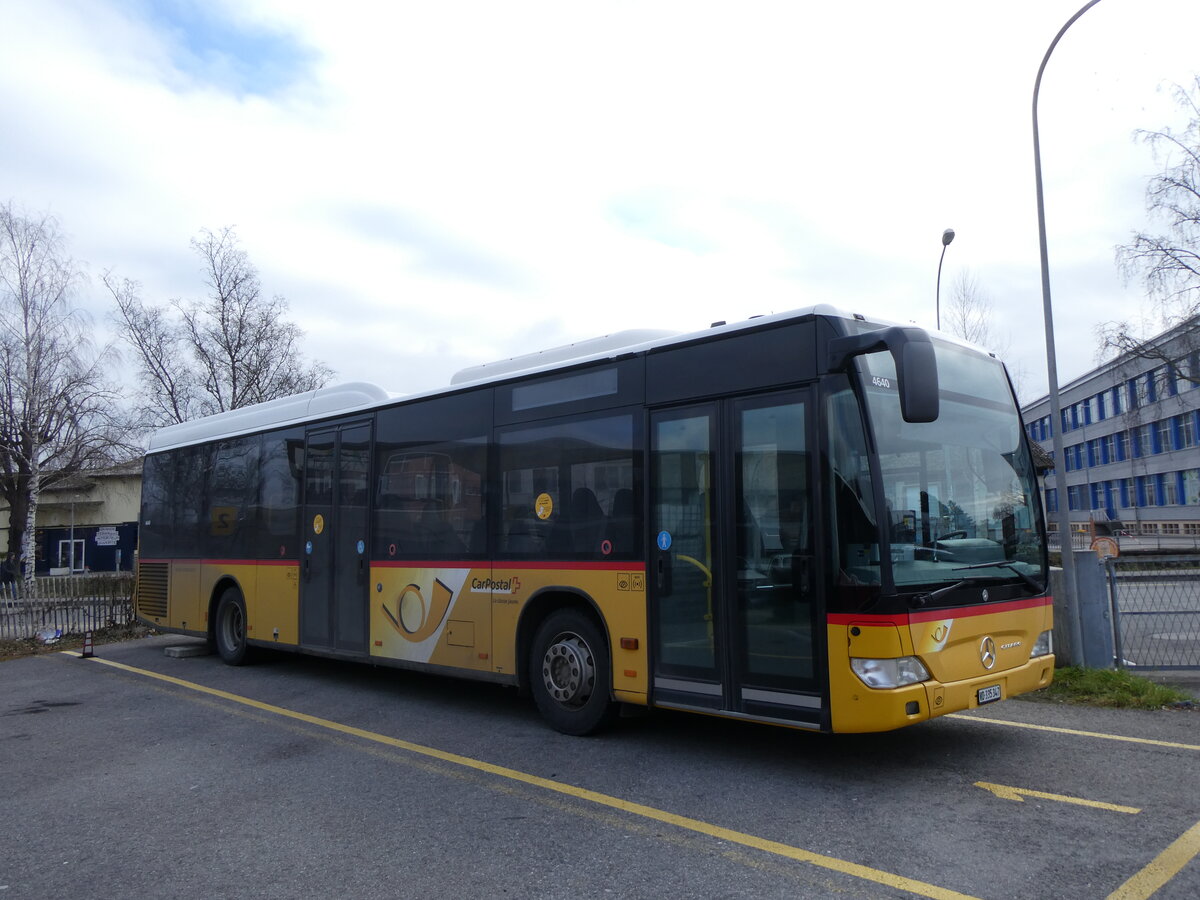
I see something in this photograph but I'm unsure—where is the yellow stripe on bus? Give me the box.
[69,652,979,900]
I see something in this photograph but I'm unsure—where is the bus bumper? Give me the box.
[830,654,1056,733]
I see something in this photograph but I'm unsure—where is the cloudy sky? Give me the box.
[4,0,1200,406]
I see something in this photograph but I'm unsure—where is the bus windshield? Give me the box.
[856,342,1045,597]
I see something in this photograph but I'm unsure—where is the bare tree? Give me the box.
[1102,77,1200,381]
[0,203,129,589]
[109,226,334,428]
[943,270,999,347]
[941,269,1030,401]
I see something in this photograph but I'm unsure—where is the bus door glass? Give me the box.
[650,407,721,707]
[300,420,372,653]
[651,392,819,723]
[732,392,820,720]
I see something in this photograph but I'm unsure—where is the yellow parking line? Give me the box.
[1107,819,1200,900]
[947,714,1200,752]
[68,652,979,900]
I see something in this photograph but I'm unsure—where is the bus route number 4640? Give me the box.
[871,376,893,389]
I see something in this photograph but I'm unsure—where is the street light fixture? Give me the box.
[936,227,956,331]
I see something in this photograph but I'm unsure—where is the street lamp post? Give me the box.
[936,227,956,331]
[1033,0,1103,663]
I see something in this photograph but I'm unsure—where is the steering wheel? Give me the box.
[937,531,968,541]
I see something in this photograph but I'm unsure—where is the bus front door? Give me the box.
[300,421,372,654]
[650,392,821,727]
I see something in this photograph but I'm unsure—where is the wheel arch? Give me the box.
[515,587,610,695]
[206,575,245,642]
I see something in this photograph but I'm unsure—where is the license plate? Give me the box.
[977,684,1002,704]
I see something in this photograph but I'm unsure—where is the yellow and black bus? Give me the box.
[135,306,1054,735]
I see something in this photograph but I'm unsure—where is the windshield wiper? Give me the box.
[911,562,1045,608]
[952,560,1045,594]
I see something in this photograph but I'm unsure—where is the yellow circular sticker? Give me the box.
[313,513,325,535]
[535,493,554,520]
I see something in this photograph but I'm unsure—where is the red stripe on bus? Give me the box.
[375,560,645,573]
[137,558,298,567]
[373,560,479,570]
[139,557,643,573]
[827,595,1052,626]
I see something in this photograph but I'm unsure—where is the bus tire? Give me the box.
[214,588,252,666]
[529,608,616,736]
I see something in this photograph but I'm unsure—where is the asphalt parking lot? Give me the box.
[3,635,1198,899]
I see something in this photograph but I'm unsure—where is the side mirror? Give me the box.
[827,326,939,423]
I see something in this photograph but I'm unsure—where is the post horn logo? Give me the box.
[382,579,454,643]
[979,636,997,670]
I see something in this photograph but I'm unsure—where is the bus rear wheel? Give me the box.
[529,609,616,735]
[214,588,252,666]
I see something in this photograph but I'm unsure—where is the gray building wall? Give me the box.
[1022,321,1200,543]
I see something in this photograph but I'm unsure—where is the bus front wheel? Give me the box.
[214,588,252,666]
[529,609,616,736]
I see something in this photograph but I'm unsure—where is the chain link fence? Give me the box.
[0,573,136,641]
[1105,556,1200,671]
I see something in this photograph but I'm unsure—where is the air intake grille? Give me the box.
[137,562,169,618]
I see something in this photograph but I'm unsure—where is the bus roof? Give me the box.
[144,303,898,453]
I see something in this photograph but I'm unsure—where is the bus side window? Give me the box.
[372,441,486,561]
[498,413,636,560]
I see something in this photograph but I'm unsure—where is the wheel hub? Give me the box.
[541,633,595,708]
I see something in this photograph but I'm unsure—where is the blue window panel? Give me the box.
[1136,478,1147,507]
[1155,475,1166,507]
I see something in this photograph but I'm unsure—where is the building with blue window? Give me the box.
[1022,320,1200,542]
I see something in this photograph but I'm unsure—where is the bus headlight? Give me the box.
[1030,630,1053,658]
[850,656,931,689]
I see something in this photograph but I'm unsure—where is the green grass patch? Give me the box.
[1037,666,1193,709]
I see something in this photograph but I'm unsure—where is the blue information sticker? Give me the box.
[305,541,313,555]
[356,540,365,555]
[657,531,672,551]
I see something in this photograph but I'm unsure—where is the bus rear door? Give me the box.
[300,420,373,654]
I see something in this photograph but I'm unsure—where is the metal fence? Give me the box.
[1105,555,1200,671]
[1050,533,1200,554]
[0,573,136,641]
